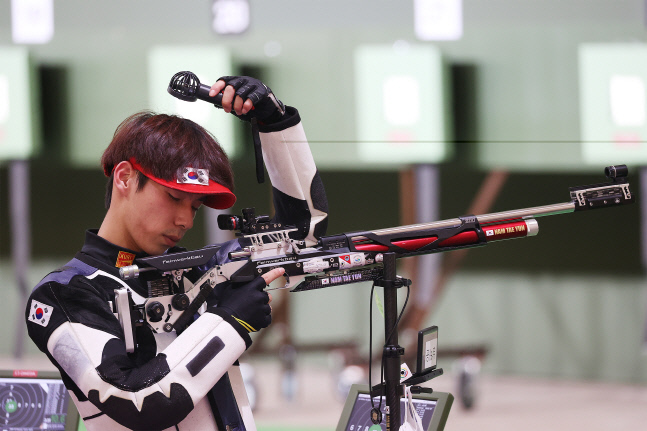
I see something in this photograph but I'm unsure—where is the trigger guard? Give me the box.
[281,272,290,289]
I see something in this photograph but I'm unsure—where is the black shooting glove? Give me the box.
[218,75,286,124]
[214,277,271,333]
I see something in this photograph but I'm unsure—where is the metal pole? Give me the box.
[640,167,647,350]
[10,160,30,359]
[414,164,440,307]
[382,252,401,430]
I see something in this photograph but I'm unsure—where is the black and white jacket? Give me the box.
[26,107,328,431]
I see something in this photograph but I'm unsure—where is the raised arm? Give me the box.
[258,109,328,245]
[210,76,329,246]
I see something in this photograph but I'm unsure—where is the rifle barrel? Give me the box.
[368,202,574,237]
[476,202,575,223]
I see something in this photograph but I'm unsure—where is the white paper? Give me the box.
[383,75,420,126]
[212,0,250,34]
[11,0,54,44]
[609,75,646,127]
[0,75,9,124]
[414,0,463,41]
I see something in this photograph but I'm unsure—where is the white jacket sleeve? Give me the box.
[33,277,249,430]
[257,106,329,246]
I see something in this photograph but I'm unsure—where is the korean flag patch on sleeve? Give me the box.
[28,299,54,327]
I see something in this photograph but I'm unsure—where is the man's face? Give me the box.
[122,178,207,255]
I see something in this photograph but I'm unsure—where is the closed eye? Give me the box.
[168,192,204,213]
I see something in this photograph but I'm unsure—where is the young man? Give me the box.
[26,76,328,430]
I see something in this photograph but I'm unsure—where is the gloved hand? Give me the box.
[215,277,271,332]
[209,76,286,123]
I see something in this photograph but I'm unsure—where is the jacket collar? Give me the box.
[79,229,149,272]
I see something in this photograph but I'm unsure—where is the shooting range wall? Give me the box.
[0,0,645,383]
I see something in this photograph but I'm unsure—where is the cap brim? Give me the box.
[130,159,236,210]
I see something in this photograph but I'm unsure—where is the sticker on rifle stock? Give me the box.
[328,273,364,284]
[485,222,528,240]
[339,253,365,268]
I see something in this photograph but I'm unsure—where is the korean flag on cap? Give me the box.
[178,167,209,186]
[28,299,54,327]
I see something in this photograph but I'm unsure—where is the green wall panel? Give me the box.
[580,43,647,166]
[352,44,452,167]
[0,47,40,161]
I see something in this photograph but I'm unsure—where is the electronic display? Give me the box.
[336,384,453,431]
[0,376,73,430]
[0,371,79,431]
[343,393,437,431]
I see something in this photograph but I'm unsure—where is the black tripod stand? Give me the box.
[370,253,444,430]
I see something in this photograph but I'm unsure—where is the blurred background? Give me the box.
[1,0,647,430]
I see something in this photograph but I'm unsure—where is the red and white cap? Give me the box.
[128,158,236,209]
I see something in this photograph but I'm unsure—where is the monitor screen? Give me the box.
[0,370,79,431]
[336,384,453,431]
[344,393,437,431]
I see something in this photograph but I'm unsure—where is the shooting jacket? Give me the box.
[26,107,328,431]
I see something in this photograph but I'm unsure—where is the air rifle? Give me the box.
[117,165,634,337]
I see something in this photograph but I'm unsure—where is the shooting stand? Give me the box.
[370,253,443,430]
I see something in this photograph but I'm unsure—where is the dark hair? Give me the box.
[101,111,234,209]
